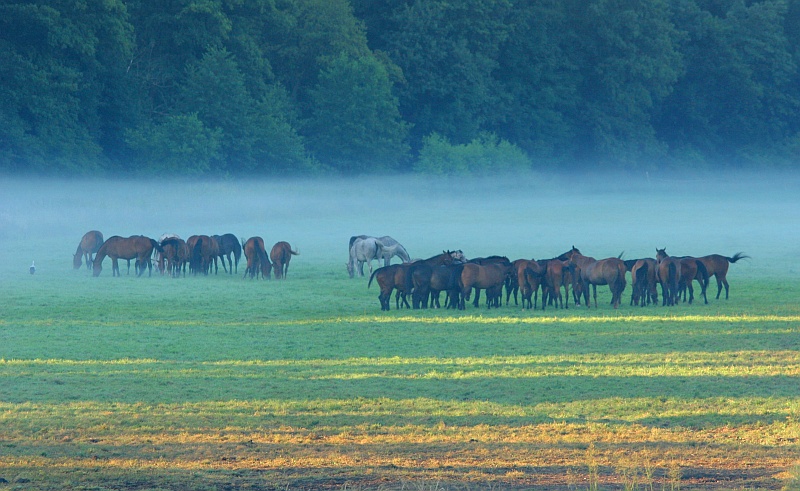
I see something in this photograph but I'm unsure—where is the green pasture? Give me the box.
[1,261,799,490]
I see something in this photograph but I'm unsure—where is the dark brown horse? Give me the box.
[270,241,299,279]
[678,256,709,304]
[655,248,682,306]
[429,264,463,309]
[242,237,271,279]
[73,230,104,270]
[568,247,626,309]
[457,261,513,310]
[408,251,465,309]
[213,233,242,274]
[93,235,161,277]
[628,258,658,307]
[697,252,750,299]
[520,260,546,310]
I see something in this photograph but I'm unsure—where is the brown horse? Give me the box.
[521,261,546,310]
[678,256,709,304]
[568,247,626,309]
[242,237,271,279]
[540,259,571,310]
[93,235,161,277]
[697,252,750,299]
[429,264,464,309]
[457,261,513,310]
[655,248,682,306]
[408,251,465,309]
[73,230,104,270]
[629,258,658,307]
[159,237,188,278]
[270,241,299,279]
[368,263,412,311]
[186,235,220,275]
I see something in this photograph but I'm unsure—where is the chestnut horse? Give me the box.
[93,235,161,277]
[697,252,750,299]
[186,235,220,275]
[568,247,626,309]
[270,241,299,279]
[655,249,710,304]
[368,263,412,311]
[73,230,104,270]
[457,261,513,310]
[242,237,271,279]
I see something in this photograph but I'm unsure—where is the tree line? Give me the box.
[2,0,799,176]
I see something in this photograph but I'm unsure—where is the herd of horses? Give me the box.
[73,230,298,279]
[73,230,748,312]
[351,236,749,311]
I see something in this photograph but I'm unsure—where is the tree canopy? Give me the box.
[1,0,798,175]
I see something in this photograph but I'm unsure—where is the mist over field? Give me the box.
[1,171,798,279]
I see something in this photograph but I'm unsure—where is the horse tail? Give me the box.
[695,259,709,288]
[668,261,678,294]
[291,248,299,255]
[191,237,203,273]
[728,252,750,263]
[368,267,382,289]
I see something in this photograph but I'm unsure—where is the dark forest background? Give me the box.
[2,0,800,176]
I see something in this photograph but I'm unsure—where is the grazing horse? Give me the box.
[697,252,750,299]
[457,261,513,310]
[93,235,161,277]
[568,247,627,309]
[242,237,271,279]
[159,237,188,278]
[349,235,411,267]
[347,237,384,278]
[73,230,104,270]
[655,248,682,306]
[270,241,299,279]
[212,234,242,274]
[186,235,219,275]
[629,258,658,307]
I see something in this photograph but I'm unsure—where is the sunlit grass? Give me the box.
[1,268,799,489]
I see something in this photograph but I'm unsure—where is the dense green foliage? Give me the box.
[2,0,800,175]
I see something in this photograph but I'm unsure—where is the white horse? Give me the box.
[375,236,411,266]
[347,237,384,278]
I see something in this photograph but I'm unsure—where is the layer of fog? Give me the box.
[2,171,798,278]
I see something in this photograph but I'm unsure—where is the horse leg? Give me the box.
[714,276,723,299]
[722,276,730,299]
[687,282,694,304]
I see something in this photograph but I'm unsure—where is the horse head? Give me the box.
[656,248,668,262]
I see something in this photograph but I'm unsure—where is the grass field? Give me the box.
[1,175,799,490]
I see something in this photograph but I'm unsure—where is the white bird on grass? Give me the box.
[30,261,36,274]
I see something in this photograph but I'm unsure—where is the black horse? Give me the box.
[213,233,242,274]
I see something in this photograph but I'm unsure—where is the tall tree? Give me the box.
[657,0,798,166]
[305,53,410,173]
[380,0,513,149]
[0,0,135,173]
[570,0,684,168]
